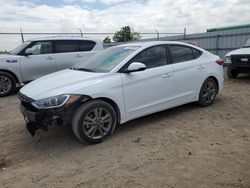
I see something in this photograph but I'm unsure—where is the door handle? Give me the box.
[75,54,82,58]
[162,72,173,78]
[46,56,54,60]
[198,65,205,69]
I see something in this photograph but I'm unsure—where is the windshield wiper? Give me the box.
[70,67,95,72]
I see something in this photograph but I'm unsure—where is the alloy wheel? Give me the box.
[0,75,12,95]
[82,107,112,140]
[202,80,216,104]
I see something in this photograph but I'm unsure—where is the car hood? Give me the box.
[20,69,107,100]
[0,54,20,63]
[226,47,250,57]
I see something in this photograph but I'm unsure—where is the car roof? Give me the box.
[118,41,204,50]
[119,41,191,46]
[25,36,102,43]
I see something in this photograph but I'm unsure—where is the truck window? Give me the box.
[55,40,79,53]
[78,40,96,51]
[29,41,52,55]
[242,38,250,48]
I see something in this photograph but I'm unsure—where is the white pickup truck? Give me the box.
[0,37,103,96]
[225,38,250,78]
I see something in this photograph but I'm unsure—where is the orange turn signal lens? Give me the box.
[64,95,81,107]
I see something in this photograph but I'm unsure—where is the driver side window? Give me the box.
[29,41,52,55]
[130,45,168,69]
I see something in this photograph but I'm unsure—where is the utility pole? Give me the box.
[79,29,83,37]
[155,29,159,41]
[183,28,186,40]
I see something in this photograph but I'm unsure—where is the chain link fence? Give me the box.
[2,27,249,58]
[0,29,186,51]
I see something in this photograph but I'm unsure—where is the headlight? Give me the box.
[225,56,232,64]
[31,95,80,109]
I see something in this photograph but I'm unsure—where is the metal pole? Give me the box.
[183,28,186,40]
[155,29,159,41]
[215,35,220,55]
[79,29,83,37]
[20,28,24,43]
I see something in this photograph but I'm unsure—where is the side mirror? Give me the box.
[124,62,146,73]
[25,48,32,56]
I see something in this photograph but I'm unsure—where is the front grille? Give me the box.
[18,92,38,112]
[231,55,250,64]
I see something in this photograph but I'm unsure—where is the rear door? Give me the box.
[20,41,56,82]
[77,40,98,62]
[121,45,175,119]
[168,44,204,103]
[53,40,80,70]
[54,40,98,71]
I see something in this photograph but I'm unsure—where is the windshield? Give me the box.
[73,45,140,73]
[10,41,31,55]
[242,38,250,48]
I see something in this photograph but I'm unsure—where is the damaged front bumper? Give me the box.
[18,93,89,136]
[20,105,44,136]
[20,103,76,136]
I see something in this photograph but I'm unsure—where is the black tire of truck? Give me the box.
[227,68,238,79]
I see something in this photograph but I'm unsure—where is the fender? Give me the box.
[0,68,22,84]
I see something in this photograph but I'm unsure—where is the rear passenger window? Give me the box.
[169,45,202,63]
[131,45,167,69]
[192,48,202,58]
[55,40,78,53]
[78,40,96,51]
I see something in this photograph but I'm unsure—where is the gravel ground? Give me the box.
[0,76,250,188]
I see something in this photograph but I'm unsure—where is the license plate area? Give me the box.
[20,105,38,122]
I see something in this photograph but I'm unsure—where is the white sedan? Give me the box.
[18,41,224,144]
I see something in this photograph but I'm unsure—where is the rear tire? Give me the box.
[72,100,117,144]
[0,71,16,97]
[198,78,218,107]
[227,68,238,79]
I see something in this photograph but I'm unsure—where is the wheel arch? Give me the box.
[205,76,219,94]
[0,69,20,84]
[95,97,121,124]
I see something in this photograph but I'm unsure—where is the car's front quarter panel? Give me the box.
[21,71,126,123]
[48,73,126,123]
[0,55,23,83]
[77,73,126,122]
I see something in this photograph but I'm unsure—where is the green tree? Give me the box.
[103,36,111,43]
[113,26,141,42]
[0,50,9,54]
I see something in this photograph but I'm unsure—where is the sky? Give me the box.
[0,0,250,51]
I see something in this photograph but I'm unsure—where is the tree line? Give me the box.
[103,26,141,43]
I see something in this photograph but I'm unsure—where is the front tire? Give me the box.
[227,68,238,79]
[198,78,218,107]
[72,100,117,144]
[0,71,16,97]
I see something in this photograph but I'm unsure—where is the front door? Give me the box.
[121,45,175,119]
[20,41,56,82]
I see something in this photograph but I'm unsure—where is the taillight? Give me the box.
[216,58,224,65]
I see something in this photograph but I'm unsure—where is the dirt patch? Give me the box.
[0,155,6,169]
[0,76,250,188]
